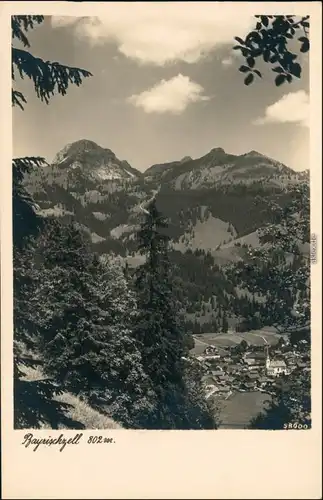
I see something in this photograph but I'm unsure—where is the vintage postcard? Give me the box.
[1,1,322,498]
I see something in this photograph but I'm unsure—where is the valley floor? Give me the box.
[217,391,271,429]
[190,327,282,355]
[190,328,308,429]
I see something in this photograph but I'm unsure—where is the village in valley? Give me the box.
[192,330,310,408]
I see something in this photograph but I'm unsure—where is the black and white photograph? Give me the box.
[11,6,312,433]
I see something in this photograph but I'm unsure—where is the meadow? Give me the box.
[191,328,282,354]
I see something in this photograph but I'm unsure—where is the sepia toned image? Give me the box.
[12,9,311,433]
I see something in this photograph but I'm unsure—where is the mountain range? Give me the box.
[23,139,308,262]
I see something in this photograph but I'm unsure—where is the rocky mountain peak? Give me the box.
[180,156,192,163]
[243,150,263,157]
[210,147,225,155]
[71,139,102,152]
[52,139,116,165]
[47,139,141,185]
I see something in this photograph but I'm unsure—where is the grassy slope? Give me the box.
[20,364,122,430]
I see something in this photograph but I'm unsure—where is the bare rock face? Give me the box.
[51,139,141,182]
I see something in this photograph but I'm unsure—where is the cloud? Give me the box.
[253,91,310,127]
[127,74,210,114]
[221,57,233,66]
[51,5,254,66]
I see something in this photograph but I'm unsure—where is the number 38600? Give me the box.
[283,423,309,430]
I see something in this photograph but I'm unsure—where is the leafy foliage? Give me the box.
[234,15,310,86]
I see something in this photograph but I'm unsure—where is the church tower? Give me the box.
[265,345,271,370]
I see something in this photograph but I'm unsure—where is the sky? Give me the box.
[13,7,310,173]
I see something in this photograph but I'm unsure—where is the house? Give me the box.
[244,358,265,372]
[217,363,226,370]
[204,345,219,355]
[217,380,225,386]
[266,358,288,377]
[202,375,217,386]
[265,346,288,377]
[204,354,221,360]
[217,386,231,393]
[240,381,255,390]
[206,386,219,399]
[244,351,266,363]
[248,364,263,372]
[202,376,221,395]
[257,377,269,387]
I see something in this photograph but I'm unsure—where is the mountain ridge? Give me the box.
[23,139,309,264]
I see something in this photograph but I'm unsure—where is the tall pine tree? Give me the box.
[134,200,216,429]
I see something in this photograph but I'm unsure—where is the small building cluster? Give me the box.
[198,336,310,400]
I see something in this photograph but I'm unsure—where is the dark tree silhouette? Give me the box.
[134,200,216,429]
[12,156,47,249]
[234,15,310,86]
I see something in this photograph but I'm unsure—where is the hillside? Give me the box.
[17,346,122,430]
